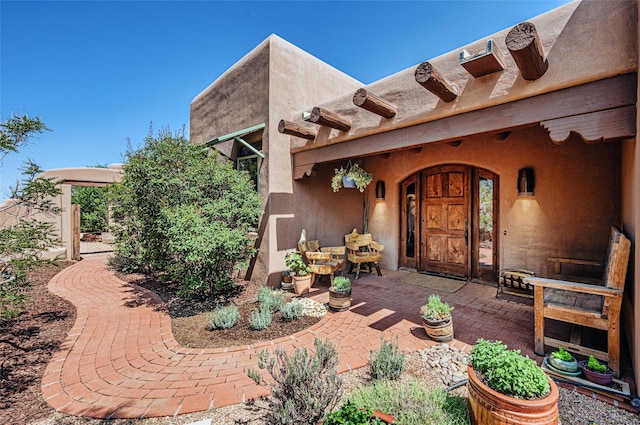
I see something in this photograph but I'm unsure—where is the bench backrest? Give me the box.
[602,226,631,290]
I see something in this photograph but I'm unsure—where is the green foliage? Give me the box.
[551,347,573,362]
[587,355,607,373]
[250,307,272,330]
[331,276,351,293]
[469,339,550,399]
[332,162,373,193]
[258,286,285,313]
[284,251,310,276]
[369,336,405,381]
[0,115,60,320]
[247,368,262,385]
[347,380,469,425]
[71,166,109,232]
[207,304,239,330]
[252,338,342,424]
[324,400,383,425]
[280,301,303,322]
[107,128,262,298]
[420,294,453,321]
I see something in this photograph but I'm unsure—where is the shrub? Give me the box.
[250,307,272,330]
[284,251,310,276]
[280,301,303,322]
[369,336,405,381]
[249,338,342,424]
[207,305,239,330]
[258,286,285,313]
[347,380,469,425]
[331,276,351,292]
[420,294,453,320]
[108,128,262,299]
[324,400,383,425]
[469,339,550,399]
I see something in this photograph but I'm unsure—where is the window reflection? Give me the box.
[406,183,416,258]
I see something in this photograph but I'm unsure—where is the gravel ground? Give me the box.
[30,345,640,425]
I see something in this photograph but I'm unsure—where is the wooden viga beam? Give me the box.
[352,88,397,118]
[309,107,351,132]
[414,62,458,102]
[278,119,316,140]
[506,22,548,81]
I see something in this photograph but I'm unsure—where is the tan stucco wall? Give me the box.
[190,35,363,286]
[288,0,637,154]
[330,125,622,275]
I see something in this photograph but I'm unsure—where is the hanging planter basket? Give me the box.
[332,161,373,193]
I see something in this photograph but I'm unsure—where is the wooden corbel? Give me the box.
[506,22,548,81]
[414,61,458,102]
[352,88,397,118]
[278,120,316,140]
[540,106,636,145]
[293,163,317,180]
[309,107,351,132]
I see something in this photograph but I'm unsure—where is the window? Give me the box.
[236,141,262,190]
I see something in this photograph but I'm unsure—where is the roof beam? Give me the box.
[352,88,397,118]
[414,62,458,102]
[506,22,548,81]
[309,107,351,132]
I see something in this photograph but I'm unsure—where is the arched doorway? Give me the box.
[400,164,498,282]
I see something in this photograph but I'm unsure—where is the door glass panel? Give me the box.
[479,176,493,268]
[405,183,416,258]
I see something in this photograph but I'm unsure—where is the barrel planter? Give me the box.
[329,288,352,312]
[467,365,559,425]
[422,316,454,342]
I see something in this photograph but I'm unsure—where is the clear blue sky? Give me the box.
[1,0,568,198]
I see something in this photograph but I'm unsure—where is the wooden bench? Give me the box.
[344,229,384,280]
[525,226,631,376]
[298,240,346,284]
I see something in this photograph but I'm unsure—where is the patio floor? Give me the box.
[41,254,636,419]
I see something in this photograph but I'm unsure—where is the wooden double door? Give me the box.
[400,165,498,282]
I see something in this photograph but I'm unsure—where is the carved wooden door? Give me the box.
[421,165,470,278]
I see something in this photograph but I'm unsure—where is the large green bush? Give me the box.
[71,167,109,232]
[108,128,262,298]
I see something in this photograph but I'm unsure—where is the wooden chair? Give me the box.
[524,226,631,376]
[298,240,346,284]
[344,229,384,280]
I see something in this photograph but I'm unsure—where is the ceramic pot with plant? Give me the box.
[281,270,293,290]
[548,347,578,373]
[467,339,559,425]
[322,400,396,425]
[579,355,615,386]
[331,162,373,193]
[328,276,352,312]
[420,294,453,342]
[285,251,312,295]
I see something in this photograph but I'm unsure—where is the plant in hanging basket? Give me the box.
[332,162,373,192]
[579,355,615,386]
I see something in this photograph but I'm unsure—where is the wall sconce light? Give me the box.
[376,181,386,201]
[518,168,534,196]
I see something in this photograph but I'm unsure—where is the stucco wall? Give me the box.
[328,125,622,276]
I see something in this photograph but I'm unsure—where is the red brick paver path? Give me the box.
[42,254,542,419]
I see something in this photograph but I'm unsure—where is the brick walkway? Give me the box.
[42,254,544,419]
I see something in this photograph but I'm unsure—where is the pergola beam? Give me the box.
[352,88,397,118]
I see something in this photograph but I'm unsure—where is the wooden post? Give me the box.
[414,62,458,102]
[278,120,316,140]
[309,107,351,131]
[506,22,548,81]
[71,204,80,261]
[352,88,396,118]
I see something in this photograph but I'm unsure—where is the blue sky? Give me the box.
[1,0,568,198]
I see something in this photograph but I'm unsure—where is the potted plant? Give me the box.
[420,294,454,342]
[547,347,578,373]
[285,251,312,295]
[328,276,352,312]
[332,162,373,193]
[467,339,559,425]
[281,270,293,290]
[579,355,615,386]
[323,400,397,424]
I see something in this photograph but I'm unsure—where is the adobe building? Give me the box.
[191,0,640,385]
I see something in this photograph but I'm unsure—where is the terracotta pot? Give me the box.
[293,274,312,295]
[422,316,454,342]
[578,360,614,386]
[329,288,352,312]
[467,365,559,425]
